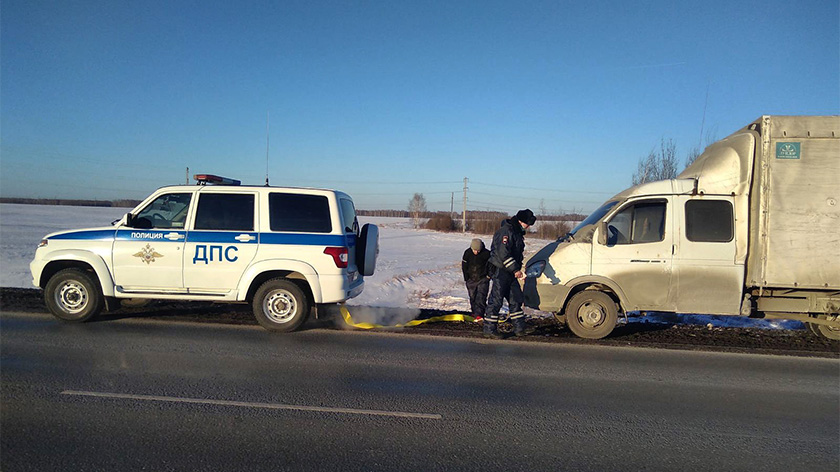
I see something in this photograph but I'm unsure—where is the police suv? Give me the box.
[30,175,378,332]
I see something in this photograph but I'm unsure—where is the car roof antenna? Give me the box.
[265,111,270,187]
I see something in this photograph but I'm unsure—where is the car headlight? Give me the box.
[525,260,546,278]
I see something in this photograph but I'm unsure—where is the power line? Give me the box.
[470,181,614,195]
[468,190,605,204]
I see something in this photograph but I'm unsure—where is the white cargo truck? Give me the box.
[524,115,840,340]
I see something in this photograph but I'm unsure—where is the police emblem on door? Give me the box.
[133,244,164,264]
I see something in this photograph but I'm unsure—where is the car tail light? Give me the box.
[324,247,349,268]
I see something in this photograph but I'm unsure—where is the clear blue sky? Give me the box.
[2,0,837,213]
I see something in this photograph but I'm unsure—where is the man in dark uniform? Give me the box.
[462,238,491,321]
[484,209,537,339]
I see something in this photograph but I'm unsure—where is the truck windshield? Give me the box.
[569,200,619,236]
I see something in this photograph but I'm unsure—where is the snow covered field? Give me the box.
[0,203,803,330]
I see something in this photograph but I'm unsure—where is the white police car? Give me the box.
[30,175,378,332]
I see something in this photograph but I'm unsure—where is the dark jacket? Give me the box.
[488,218,526,273]
[462,248,491,282]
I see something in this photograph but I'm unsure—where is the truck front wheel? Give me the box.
[565,290,618,339]
[44,268,103,322]
[252,279,310,332]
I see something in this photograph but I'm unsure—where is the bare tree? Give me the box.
[408,193,427,228]
[632,138,678,185]
[685,146,702,168]
[685,130,718,168]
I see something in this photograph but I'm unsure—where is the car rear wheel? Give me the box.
[44,268,103,322]
[252,279,310,332]
[565,290,618,339]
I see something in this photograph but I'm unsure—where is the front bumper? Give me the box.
[29,258,46,288]
[524,277,571,312]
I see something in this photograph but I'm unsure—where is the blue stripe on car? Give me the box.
[55,229,352,247]
[115,230,186,241]
[50,230,116,241]
[186,232,259,243]
[260,233,348,246]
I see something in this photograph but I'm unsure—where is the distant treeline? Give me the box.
[357,209,587,221]
[356,209,413,217]
[422,211,584,239]
[0,198,141,208]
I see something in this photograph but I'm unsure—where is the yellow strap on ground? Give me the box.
[339,305,475,329]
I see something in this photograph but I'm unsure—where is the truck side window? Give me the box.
[685,200,733,242]
[133,193,192,229]
[607,201,666,245]
[269,193,332,233]
[194,194,255,231]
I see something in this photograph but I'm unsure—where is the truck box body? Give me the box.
[747,116,838,290]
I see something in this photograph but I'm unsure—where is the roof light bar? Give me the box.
[194,174,241,186]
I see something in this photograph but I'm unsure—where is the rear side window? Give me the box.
[685,200,733,242]
[194,194,255,231]
[339,198,359,234]
[269,193,332,233]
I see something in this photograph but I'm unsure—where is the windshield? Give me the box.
[569,200,619,236]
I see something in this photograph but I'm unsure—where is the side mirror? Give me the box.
[113,213,130,227]
[597,221,608,245]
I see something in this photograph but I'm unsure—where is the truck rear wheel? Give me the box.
[565,290,618,339]
[44,268,103,322]
[808,315,840,341]
[252,279,310,332]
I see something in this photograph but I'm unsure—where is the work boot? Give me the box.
[513,317,531,337]
[483,321,504,339]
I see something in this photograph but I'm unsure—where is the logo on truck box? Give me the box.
[775,142,801,159]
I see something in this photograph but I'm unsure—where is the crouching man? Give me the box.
[462,238,491,321]
[484,209,536,339]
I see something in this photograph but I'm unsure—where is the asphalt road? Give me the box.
[2,312,838,472]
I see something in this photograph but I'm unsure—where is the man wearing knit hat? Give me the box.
[462,238,491,321]
[483,209,536,339]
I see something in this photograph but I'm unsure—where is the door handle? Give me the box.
[235,234,256,243]
[165,232,185,241]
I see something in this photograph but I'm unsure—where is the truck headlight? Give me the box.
[525,260,546,278]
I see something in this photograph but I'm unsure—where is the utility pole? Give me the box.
[462,177,468,233]
[450,192,454,217]
[186,167,189,185]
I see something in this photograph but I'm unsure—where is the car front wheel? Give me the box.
[44,268,103,322]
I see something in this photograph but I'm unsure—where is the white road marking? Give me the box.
[60,390,442,420]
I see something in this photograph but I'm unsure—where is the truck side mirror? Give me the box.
[597,221,608,245]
